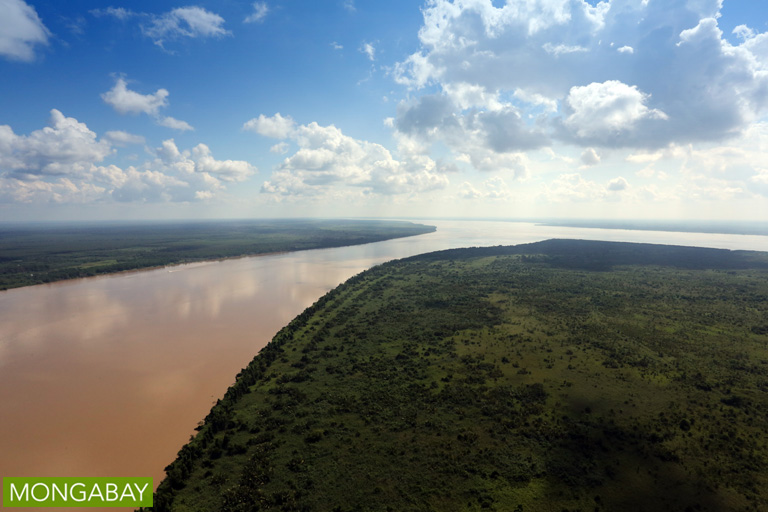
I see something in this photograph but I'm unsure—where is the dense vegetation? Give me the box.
[146,240,768,511]
[0,219,434,290]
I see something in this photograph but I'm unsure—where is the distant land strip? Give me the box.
[0,219,435,291]
[380,217,768,237]
[535,218,768,236]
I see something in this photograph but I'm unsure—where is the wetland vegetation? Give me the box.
[0,219,434,290]
[146,239,768,511]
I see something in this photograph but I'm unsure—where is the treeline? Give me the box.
[406,238,768,271]
[0,219,435,290]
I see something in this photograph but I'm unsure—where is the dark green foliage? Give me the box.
[145,240,768,511]
[0,219,435,290]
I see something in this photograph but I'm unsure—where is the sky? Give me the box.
[1,0,768,222]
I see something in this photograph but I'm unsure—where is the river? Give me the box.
[2,220,767,509]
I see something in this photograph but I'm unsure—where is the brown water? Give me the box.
[2,220,767,510]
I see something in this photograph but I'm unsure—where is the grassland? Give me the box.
[146,240,768,511]
[0,219,435,290]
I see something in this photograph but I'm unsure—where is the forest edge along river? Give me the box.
[2,220,768,511]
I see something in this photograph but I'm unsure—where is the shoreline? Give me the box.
[0,229,435,293]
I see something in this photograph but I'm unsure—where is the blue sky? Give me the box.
[2,0,768,221]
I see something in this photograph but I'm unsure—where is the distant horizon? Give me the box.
[2,1,768,222]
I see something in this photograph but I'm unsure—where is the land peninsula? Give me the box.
[0,219,435,290]
[148,239,768,511]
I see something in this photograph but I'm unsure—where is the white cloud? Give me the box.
[142,6,229,46]
[0,176,106,204]
[460,176,512,200]
[0,114,256,205]
[683,175,745,201]
[270,142,289,154]
[733,24,755,42]
[92,5,229,49]
[541,173,608,203]
[459,181,482,199]
[253,118,448,197]
[104,131,145,146]
[244,2,269,24]
[102,138,256,202]
[542,43,587,56]
[0,0,50,61]
[89,7,137,21]
[395,92,548,166]
[463,151,530,179]
[360,42,375,61]
[749,169,768,197]
[392,52,441,89]
[607,176,629,191]
[513,88,558,113]
[102,77,168,116]
[580,147,600,166]
[156,139,182,163]
[242,113,296,139]
[331,41,343,50]
[636,167,656,178]
[443,82,503,111]
[393,0,768,150]
[560,80,668,144]
[192,144,255,182]
[157,116,194,131]
[0,109,112,177]
[102,76,193,131]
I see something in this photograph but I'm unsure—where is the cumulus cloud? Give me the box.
[242,113,296,138]
[0,109,112,177]
[0,0,50,61]
[0,176,107,204]
[393,0,768,150]
[192,143,255,182]
[102,76,194,131]
[244,2,269,23]
[559,80,668,144]
[250,116,448,197]
[393,87,546,175]
[0,113,255,204]
[102,77,168,116]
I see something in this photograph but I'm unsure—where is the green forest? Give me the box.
[145,240,768,511]
[0,219,434,290]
